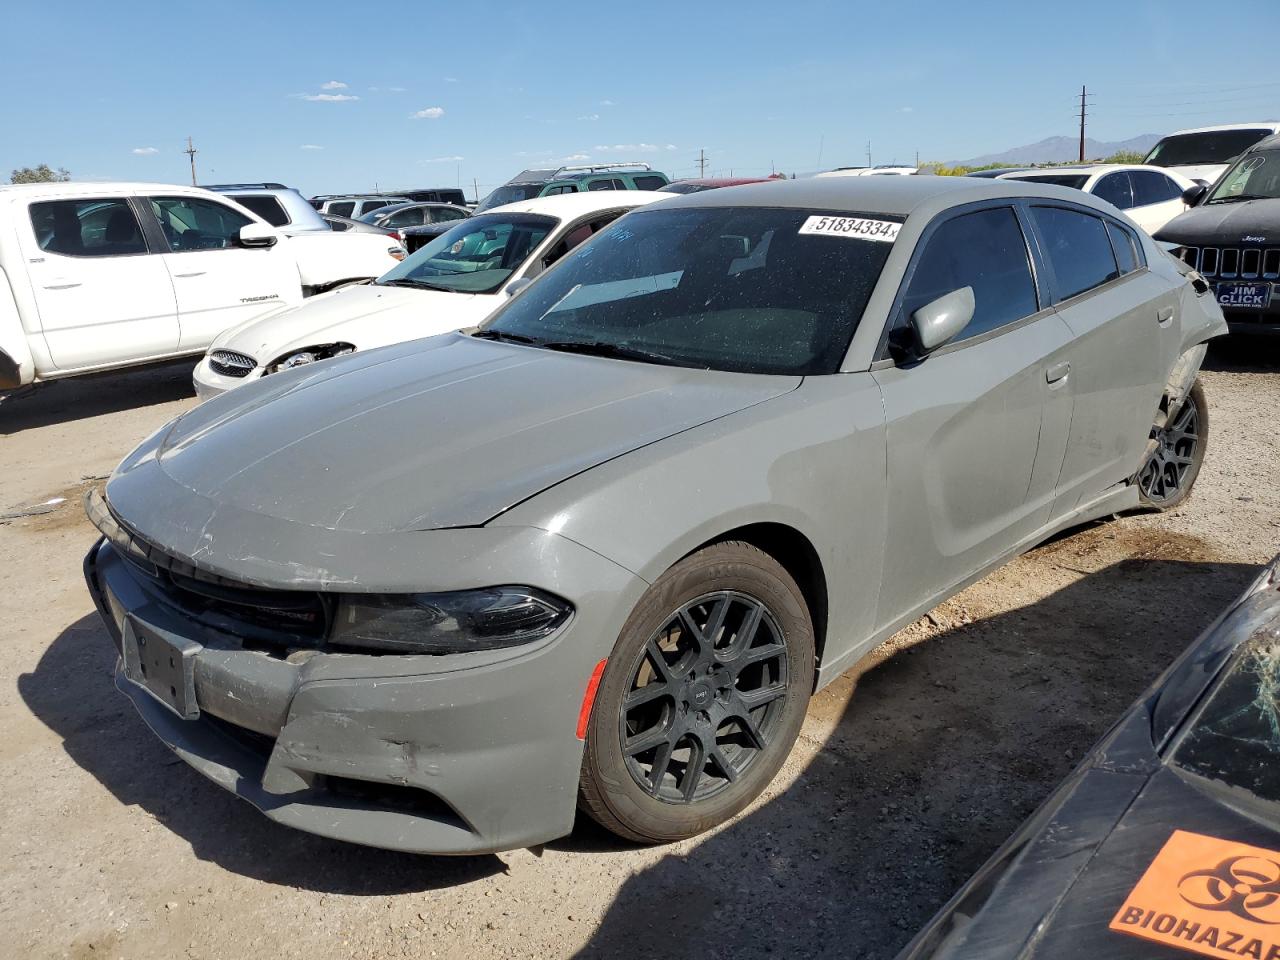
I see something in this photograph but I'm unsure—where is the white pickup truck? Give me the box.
[0,181,404,388]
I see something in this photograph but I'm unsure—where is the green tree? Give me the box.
[10,164,71,184]
[1104,150,1147,164]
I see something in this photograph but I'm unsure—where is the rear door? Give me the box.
[144,194,298,351]
[872,203,1075,627]
[19,194,178,370]
[1128,170,1188,233]
[1025,204,1175,515]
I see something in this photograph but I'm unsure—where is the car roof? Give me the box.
[478,190,671,218]
[0,181,213,197]
[1162,121,1280,136]
[998,163,1195,187]
[1249,133,1280,152]
[669,177,774,187]
[654,174,1112,218]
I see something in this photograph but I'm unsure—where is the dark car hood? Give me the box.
[1155,199,1280,245]
[127,333,799,535]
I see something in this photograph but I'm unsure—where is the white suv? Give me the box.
[1,182,300,388]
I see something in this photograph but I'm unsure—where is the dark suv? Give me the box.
[475,164,669,213]
[1158,133,1280,334]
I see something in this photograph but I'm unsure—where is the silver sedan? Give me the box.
[84,177,1226,853]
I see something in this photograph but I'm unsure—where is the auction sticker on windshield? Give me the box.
[1110,829,1280,959]
[799,215,900,242]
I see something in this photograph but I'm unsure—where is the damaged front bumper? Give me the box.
[83,519,645,855]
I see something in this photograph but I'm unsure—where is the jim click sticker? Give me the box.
[798,215,900,242]
[1110,829,1280,960]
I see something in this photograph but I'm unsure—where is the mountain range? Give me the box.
[953,134,1163,167]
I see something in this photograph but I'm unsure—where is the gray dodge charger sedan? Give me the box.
[84,177,1226,854]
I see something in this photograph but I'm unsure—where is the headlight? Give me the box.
[264,343,356,375]
[330,587,572,654]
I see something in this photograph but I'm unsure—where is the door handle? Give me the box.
[43,279,82,290]
[1157,306,1174,327]
[1046,360,1071,384]
[172,270,207,278]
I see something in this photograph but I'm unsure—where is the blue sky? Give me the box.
[3,0,1279,199]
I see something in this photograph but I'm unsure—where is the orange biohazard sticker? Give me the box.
[1111,830,1280,960]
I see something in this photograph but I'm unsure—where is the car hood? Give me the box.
[124,334,799,534]
[1155,198,1280,245]
[210,283,492,366]
[1160,162,1230,185]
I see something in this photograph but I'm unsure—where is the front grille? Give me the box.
[1180,245,1280,280]
[208,349,257,378]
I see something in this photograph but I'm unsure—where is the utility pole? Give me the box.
[473,178,480,204]
[184,136,198,186]
[697,149,708,178]
[866,141,872,167]
[1078,85,1088,162]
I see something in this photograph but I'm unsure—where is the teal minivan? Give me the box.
[475,163,670,213]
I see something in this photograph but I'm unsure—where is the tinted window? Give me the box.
[633,175,667,191]
[474,183,547,213]
[149,196,252,252]
[1031,206,1120,301]
[383,208,426,227]
[1107,221,1143,275]
[359,199,394,215]
[328,201,355,217]
[1131,170,1181,206]
[544,184,577,196]
[29,198,148,257]
[432,207,467,222]
[587,178,622,192]
[901,207,1039,343]
[1012,174,1090,190]
[230,195,289,226]
[1144,129,1274,167]
[483,206,896,376]
[1092,173,1134,209]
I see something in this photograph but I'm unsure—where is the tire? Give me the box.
[578,541,815,844]
[1137,379,1208,510]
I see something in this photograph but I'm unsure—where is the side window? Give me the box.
[544,184,576,196]
[230,195,290,226]
[149,196,252,252]
[29,198,148,257]
[435,208,466,222]
[1031,206,1120,301]
[1093,173,1134,209]
[633,175,667,191]
[541,212,625,269]
[387,208,426,227]
[328,201,355,217]
[360,200,394,215]
[900,206,1039,343]
[587,178,622,192]
[1132,170,1182,206]
[1106,220,1144,275]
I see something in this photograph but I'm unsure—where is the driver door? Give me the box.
[145,195,299,351]
[871,203,1075,630]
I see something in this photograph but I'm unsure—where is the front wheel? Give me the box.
[578,541,815,844]
[1137,379,1208,510]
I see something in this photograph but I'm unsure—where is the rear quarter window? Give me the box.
[1030,206,1120,301]
[230,195,290,226]
[633,175,668,191]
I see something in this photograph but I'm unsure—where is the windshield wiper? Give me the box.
[1208,194,1270,204]
[471,329,539,344]
[376,277,455,292]
[535,340,692,367]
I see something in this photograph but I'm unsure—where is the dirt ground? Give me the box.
[1,342,1277,960]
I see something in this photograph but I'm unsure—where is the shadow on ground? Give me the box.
[18,613,504,895]
[0,359,196,434]
[562,547,1258,960]
[1203,336,1280,374]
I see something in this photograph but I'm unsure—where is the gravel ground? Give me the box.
[1,343,1277,960]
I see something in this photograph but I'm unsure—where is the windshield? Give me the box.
[1144,129,1273,167]
[1206,149,1280,203]
[475,183,549,213]
[376,213,556,294]
[479,206,896,375]
[1010,174,1090,189]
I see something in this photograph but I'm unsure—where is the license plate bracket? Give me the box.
[121,617,201,719]
[1216,281,1272,310]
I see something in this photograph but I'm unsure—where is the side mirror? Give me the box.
[504,278,532,298]
[238,223,278,248]
[1181,183,1209,207]
[911,286,975,353]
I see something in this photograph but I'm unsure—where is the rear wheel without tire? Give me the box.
[1137,379,1207,510]
[578,541,815,844]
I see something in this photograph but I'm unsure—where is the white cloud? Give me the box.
[131,147,159,156]
[300,144,324,150]
[600,99,616,106]
[900,106,914,113]
[388,86,406,92]
[577,114,600,121]
[425,155,465,162]
[299,93,359,102]
[321,80,348,90]
[410,106,445,120]
[594,143,672,154]
[562,153,591,162]
[444,77,459,83]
